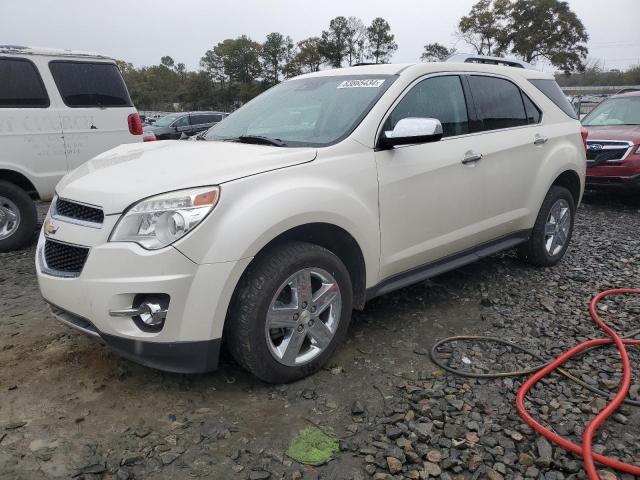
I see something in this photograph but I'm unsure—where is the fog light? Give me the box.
[109,294,170,332]
[138,302,166,326]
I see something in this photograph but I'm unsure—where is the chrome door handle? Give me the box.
[462,153,483,165]
[534,135,548,145]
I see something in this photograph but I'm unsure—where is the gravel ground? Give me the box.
[0,192,639,480]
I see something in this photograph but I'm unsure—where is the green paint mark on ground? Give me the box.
[286,426,339,466]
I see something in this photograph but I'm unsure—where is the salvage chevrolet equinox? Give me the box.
[36,62,586,383]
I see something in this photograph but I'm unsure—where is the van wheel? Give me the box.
[518,185,575,267]
[226,241,353,383]
[0,181,37,253]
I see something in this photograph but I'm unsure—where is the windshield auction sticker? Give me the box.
[337,79,386,89]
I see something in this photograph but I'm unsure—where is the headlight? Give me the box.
[110,186,220,249]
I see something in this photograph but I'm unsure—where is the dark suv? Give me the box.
[145,111,228,140]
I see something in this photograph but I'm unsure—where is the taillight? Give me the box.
[581,127,588,153]
[143,130,156,142]
[128,113,143,135]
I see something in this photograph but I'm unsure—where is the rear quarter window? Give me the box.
[0,57,49,108]
[49,61,133,108]
[529,79,577,119]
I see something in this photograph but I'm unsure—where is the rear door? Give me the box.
[0,56,66,199]
[48,60,140,170]
[464,74,546,238]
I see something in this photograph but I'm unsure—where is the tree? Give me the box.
[213,36,262,84]
[344,17,367,66]
[421,43,455,62]
[366,18,397,64]
[160,56,175,69]
[261,32,295,85]
[319,16,350,68]
[506,0,588,72]
[284,37,324,76]
[200,48,227,88]
[456,0,511,56]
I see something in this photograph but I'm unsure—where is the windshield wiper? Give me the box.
[237,135,287,147]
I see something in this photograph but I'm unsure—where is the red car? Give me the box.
[582,91,640,189]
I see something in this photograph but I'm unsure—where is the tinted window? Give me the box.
[529,79,577,119]
[173,115,189,127]
[384,75,469,138]
[469,76,527,131]
[523,93,541,124]
[49,61,132,108]
[0,57,49,108]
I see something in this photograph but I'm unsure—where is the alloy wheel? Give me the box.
[544,198,571,256]
[0,196,21,241]
[265,267,342,366]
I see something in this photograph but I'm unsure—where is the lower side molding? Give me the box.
[366,229,531,300]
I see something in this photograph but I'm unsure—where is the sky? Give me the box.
[1,0,639,72]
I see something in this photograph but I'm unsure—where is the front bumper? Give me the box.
[36,224,251,373]
[48,303,221,373]
[586,172,640,189]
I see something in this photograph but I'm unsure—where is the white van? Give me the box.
[0,45,142,252]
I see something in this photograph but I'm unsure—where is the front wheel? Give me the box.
[0,181,37,253]
[518,185,575,267]
[225,242,353,383]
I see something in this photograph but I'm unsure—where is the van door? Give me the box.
[0,56,66,200]
[48,60,140,170]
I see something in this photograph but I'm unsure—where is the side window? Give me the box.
[49,61,132,108]
[173,116,189,127]
[523,93,541,124]
[190,115,204,125]
[468,76,527,131]
[384,75,469,138]
[211,114,223,123]
[0,57,49,108]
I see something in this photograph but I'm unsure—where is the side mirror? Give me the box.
[379,117,443,149]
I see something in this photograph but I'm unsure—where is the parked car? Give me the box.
[144,111,227,140]
[0,45,143,252]
[582,91,640,189]
[36,60,586,383]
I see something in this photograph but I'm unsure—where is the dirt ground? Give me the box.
[0,192,639,480]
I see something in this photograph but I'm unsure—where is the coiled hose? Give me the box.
[430,289,640,479]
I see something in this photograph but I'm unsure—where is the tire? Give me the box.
[0,181,37,253]
[225,241,353,383]
[518,185,575,267]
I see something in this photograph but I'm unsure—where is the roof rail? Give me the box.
[446,53,535,70]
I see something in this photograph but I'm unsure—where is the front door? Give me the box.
[375,74,487,280]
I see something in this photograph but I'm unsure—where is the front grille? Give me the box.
[54,198,104,224]
[43,239,90,275]
[586,141,631,164]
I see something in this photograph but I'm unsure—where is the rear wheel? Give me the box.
[226,241,353,383]
[518,185,575,267]
[0,181,37,253]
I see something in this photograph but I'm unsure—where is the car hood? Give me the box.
[56,141,317,214]
[584,125,640,143]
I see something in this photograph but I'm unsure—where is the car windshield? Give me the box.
[205,75,395,147]
[154,114,180,127]
[582,96,640,126]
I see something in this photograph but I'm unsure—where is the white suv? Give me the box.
[36,62,586,383]
[0,46,142,252]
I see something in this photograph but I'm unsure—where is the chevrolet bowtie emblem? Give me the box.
[43,219,59,236]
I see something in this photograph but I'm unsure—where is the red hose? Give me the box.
[516,289,640,479]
